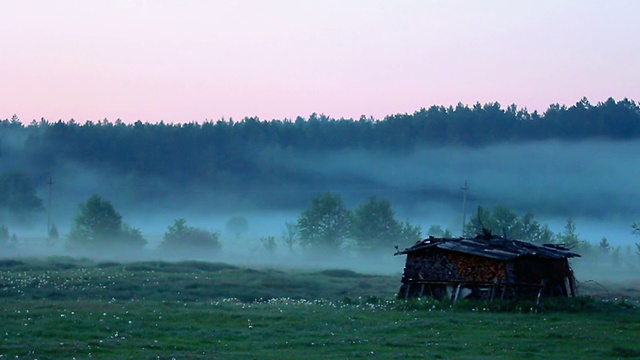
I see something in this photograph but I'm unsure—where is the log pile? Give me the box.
[397,237,578,301]
[402,250,506,283]
[448,252,506,283]
[403,251,461,281]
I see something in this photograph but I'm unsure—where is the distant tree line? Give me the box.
[55,192,420,259]
[1,98,639,193]
[3,189,640,265]
[60,193,640,263]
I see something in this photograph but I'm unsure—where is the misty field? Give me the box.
[1,258,640,359]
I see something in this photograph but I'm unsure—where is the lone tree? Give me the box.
[159,218,221,256]
[281,221,299,252]
[351,196,422,254]
[351,197,398,253]
[556,217,581,249]
[67,195,146,251]
[297,192,352,257]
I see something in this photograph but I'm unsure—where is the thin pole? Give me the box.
[47,176,54,236]
[461,180,468,237]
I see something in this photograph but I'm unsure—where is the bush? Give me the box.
[159,219,222,257]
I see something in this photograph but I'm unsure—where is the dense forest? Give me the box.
[1,97,640,239]
[2,98,639,189]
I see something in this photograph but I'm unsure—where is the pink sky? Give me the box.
[1,0,639,123]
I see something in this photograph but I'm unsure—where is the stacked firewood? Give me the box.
[403,251,506,283]
[404,252,461,281]
[448,252,506,283]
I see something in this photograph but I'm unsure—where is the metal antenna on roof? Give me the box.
[461,180,468,237]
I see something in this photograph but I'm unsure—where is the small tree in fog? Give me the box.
[427,225,452,238]
[281,222,298,252]
[0,224,9,246]
[556,217,580,249]
[297,192,352,256]
[599,237,610,254]
[611,246,621,266]
[10,233,18,247]
[160,219,221,254]
[399,221,423,245]
[260,236,277,254]
[67,194,146,250]
[634,223,640,258]
[226,216,249,238]
[517,212,555,244]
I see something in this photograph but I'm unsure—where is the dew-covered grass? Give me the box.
[2,297,639,359]
[0,257,399,302]
[0,258,639,359]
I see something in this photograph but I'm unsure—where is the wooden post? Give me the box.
[568,276,577,297]
[536,279,546,306]
[453,284,462,303]
[404,283,411,299]
[490,277,498,302]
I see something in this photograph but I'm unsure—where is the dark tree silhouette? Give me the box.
[160,218,221,255]
[67,195,146,251]
[297,192,352,256]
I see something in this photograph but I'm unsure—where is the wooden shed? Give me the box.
[395,232,580,302]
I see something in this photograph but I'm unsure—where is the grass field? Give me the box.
[1,257,640,359]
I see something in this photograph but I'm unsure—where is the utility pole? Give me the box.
[47,176,54,237]
[461,180,468,237]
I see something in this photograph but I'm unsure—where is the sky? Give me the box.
[1,0,639,124]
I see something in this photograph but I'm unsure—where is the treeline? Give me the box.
[35,192,421,259]
[1,98,639,189]
[459,204,640,265]
[0,191,422,260]
[2,189,640,264]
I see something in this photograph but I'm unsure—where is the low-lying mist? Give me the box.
[5,139,640,277]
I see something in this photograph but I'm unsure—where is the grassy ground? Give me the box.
[1,258,639,359]
[0,257,400,302]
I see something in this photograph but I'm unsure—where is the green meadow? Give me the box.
[1,258,639,359]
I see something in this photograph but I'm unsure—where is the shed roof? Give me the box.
[395,234,580,261]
